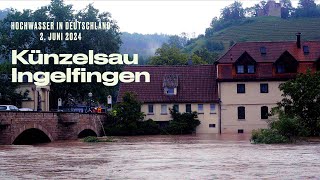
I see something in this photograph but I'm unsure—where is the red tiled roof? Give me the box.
[117,65,219,103]
[218,41,320,63]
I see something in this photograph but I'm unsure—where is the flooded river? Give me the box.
[0,134,320,179]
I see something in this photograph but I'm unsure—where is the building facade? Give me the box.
[257,0,281,17]
[118,65,220,134]
[216,33,320,133]
[16,83,50,111]
[118,34,320,134]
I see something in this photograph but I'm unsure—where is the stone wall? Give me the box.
[0,112,106,145]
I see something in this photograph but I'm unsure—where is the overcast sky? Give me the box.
[0,0,315,36]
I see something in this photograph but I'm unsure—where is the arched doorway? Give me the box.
[78,129,97,138]
[13,128,51,145]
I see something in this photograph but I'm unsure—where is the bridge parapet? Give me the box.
[0,112,107,145]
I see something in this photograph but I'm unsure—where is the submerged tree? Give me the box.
[276,70,320,136]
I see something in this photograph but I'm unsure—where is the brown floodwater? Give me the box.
[0,134,320,179]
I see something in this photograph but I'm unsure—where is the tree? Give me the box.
[167,34,188,49]
[165,108,201,134]
[0,0,122,108]
[149,44,207,65]
[105,92,160,135]
[295,0,320,17]
[0,62,26,105]
[112,92,145,123]
[276,70,320,136]
[280,0,293,19]
[298,0,317,9]
[221,1,245,21]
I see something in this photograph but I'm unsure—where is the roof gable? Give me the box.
[275,50,298,64]
[235,51,256,64]
[218,41,320,64]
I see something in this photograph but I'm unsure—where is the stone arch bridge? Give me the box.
[0,112,106,145]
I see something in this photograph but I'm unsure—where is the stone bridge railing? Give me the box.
[0,112,107,145]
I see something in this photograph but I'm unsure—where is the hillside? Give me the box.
[185,16,320,54]
[120,32,170,64]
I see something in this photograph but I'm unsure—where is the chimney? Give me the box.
[296,32,301,49]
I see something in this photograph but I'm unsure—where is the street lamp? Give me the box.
[88,92,93,112]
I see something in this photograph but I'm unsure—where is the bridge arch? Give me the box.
[77,125,99,138]
[11,124,54,145]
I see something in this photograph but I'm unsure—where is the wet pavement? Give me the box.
[0,134,320,179]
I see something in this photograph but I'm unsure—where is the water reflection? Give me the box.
[0,134,319,179]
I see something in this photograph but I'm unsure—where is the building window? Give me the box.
[198,104,204,113]
[165,87,176,95]
[260,83,269,93]
[303,45,309,54]
[236,65,244,74]
[209,124,216,128]
[210,104,216,114]
[148,104,154,114]
[261,106,269,119]
[173,104,179,112]
[260,47,267,54]
[237,84,245,93]
[238,129,244,134]
[186,104,192,113]
[238,106,245,120]
[247,65,255,74]
[161,105,167,115]
[277,64,285,73]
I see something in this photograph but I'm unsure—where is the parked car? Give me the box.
[0,105,19,111]
[19,108,34,111]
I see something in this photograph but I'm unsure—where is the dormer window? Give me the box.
[164,87,176,95]
[275,51,298,74]
[235,52,256,74]
[236,65,244,73]
[163,74,178,96]
[260,47,266,55]
[247,65,255,73]
[303,45,309,54]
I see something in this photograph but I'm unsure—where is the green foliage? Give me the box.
[149,44,189,65]
[165,108,201,135]
[205,40,224,51]
[193,49,219,64]
[104,92,160,136]
[0,62,25,105]
[82,136,100,142]
[277,71,320,136]
[0,0,122,108]
[82,136,115,142]
[251,129,290,144]
[149,44,207,65]
[113,92,145,123]
[252,71,320,144]
[220,1,245,21]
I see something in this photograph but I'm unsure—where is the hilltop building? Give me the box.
[118,34,320,134]
[257,0,281,17]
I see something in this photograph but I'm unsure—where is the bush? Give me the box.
[82,136,99,142]
[165,108,201,134]
[269,115,301,138]
[251,129,290,144]
[136,119,161,135]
